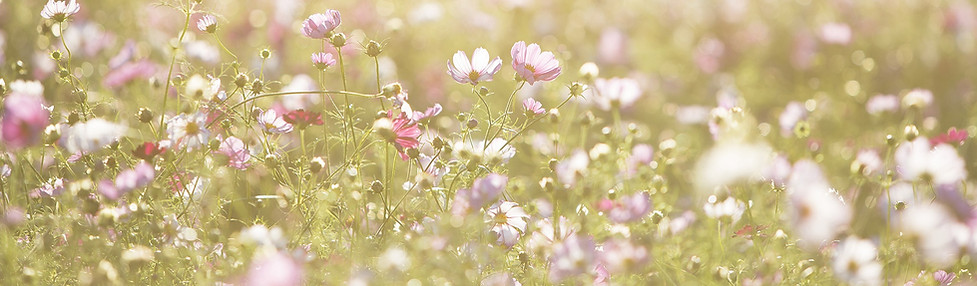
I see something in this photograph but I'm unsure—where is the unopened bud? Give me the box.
[259,49,271,59]
[309,157,325,173]
[569,82,587,97]
[330,33,347,48]
[579,62,599,81]
[904,125,919,141]
[467,118,479,129]
[137,108,154,123]
[370,180,384,193]
[365,40,383,57]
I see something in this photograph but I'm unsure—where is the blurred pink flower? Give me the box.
[216,136,251,170]
[257,109,294,134]
[302,10,342,39]
[1,90,50,149]
[548,234,596,282]
[597,192,651,223]
[779,101,808,136]
[244,252,304,286]
[485,201,529,248]
[592,77,642,111]
[599,238,649,273]
[511,41,561,85]
[31,178,66,198]
[99,162,155,200]
[446,48,502,85]
[931,127,968,146]
[694,37,725,74]
[452,173,508,215]
[102,60,157,89]
[934,270,956,286]
[522,98,544,115]
[282,109,323,129]
[41,0,81,22]
[819,22,852,45]
[411,103,442,122]
[865,94,899,115]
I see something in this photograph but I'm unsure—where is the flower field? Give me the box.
[2,0,977,285]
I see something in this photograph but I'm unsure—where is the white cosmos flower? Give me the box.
[184,74,221,101]
[485,201,530,248]
[452,138,516,165]
[788,162,852,251]
[58,119,127,154]
[257,109,293,134]
[703,195,746,223]
[832,236,882,286]
[555,149,590,187]
[895,138,967,186]
[591,77,642,111]
[693,142,772,193]
[41,0,81,22]
[166,112,210,150]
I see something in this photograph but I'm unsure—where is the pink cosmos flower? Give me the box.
[819,22,852,45]
[257,109,294,134]
[302,10,342,39]
[451,173,508,215]
[102,60,157,89]
[485,201,530,248]
[311,52,336,69]
[510,41,561,85]
[133,141,166,161]
[596,192,651,223]
[282,109,323,130]
[216,136,251,170]
[376,113,422,160]
[865,94,899,115]
[1,91,50,149]
[934,270,956,286]
[411,104,442,122]
[41,0,81,22]
[197,14,218,33]
[31,178,66,198]
[548,234,597,282]
[592,77,642,111]
[599,238,649,274]
[446,48,502,85]
[244,251,304,286]
[522,98,544,115]
[99,162,155,200]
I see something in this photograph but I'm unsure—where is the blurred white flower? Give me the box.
[240,225,287,249]
[778,101,807,136]
[481,272,521,286]
[184,74,221,101]
[598,238,648,274]
[895,138,967,186]
[548,234,596,283]
[555,149,590,187]
[819,22,852,45]
[703,195,746,223]
[693,142,772,193]
[852,150,883,176]
[866,94,899,115]
[591,77,642,111]
[899,204,968,267]
[528,216,575,255]
[377,247,410,272]
[788,178,851,250]
[59,118,128,154]
[831,236,881,285]
[902,89,933,109]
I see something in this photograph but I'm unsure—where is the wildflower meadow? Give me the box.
[3,0,977,284]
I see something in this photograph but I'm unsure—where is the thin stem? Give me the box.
[158,2,196,139]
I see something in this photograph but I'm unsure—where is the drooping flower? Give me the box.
[197,14,218,33]
[166,112,211,150]
[58,119,128,154]
[41,0,81,22]
[446,48,502,85]
[852,150,883,176]
[311,52,336,70]
[831,236,882,285]
[510,41,561,85]
[282,109,323,130]
[522,98,544,115]
[257,109,294,134]
[133,141,166,161]
[485,201,530,248]
[1,90,50,149]
[894,138,967,186]
[216,136,251,170]
[301,10,342,39]
[591,77,642,110]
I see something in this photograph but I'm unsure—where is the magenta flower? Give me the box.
[311,52,336,69]
[510,41,561,85]
[257,109,293,134]
[102,60,157,89]
[522,98,544,115]
[282,109,323,130]
[446,48,502,85]
[1,91,50,149]
[376,113,422,160]
[595,192,651,223]
[301,10,342,39]
[931,127,968,146]
[216,136,251,170]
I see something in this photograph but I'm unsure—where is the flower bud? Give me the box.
[579,62,599,81]
[309,157,325,173]
[650,210,664,224]
[569,82,587,97]
[548,109,560,124]
[381,83,403,98]
[259,49,271,59]
[539,177,556,192]
[264,154,280,168]
[406,148,420,159]
[137,108,154,123]
[365,40,383,57]
[330,33,347,48]
[235,73,249,88]
[251,79,264,93]
[43,125,60,145]
[904,124,919,141]
[479,86,491,97]
[466,118,479,129]
[370,180,384,193]
[67,112,80,125]
[51,50,62,61]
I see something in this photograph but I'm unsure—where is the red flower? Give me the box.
[133,142,166,161]
[282,109,324,129]
[931,127,968,146]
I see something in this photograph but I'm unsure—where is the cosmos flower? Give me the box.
[31,178,66,198]
[451,138,517,165]
[852,150,883,176]
[865,94,899,115]
[197,14,218,33]
[831,236,881,285]
[703,195,746,223]
[1,90,50,149]
[548,234,597,282]
[166,112,211,150]
[599,238,649,274]
[375,113,422,160]
[510,41,561,85]
[451,173,508,215]
[99,162,155,200]
[446,48,502,85]
[216,136,251,170]
[931,127,968,146]
[184,74,221,101]
[282,109,324,130]
[895,138,967,186]
[933,270,956,286]
[555,150,589,187]
[902,89,933,109]
[41,0,81,22]
[411,104,442,122]
[591,77,642,111]
[311,52,336,70]
[302,10,342,39]
[527,216,575,255]
[257,109,294,134]
[244,251,304,286]
[522,98,544,115]
[102,60,157,89]
[133,141,166,161]
[819,22,852,45]
[779,101,807,136]
[485,201,530,248]
[596,192,651,223]
[58,119,128,154]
